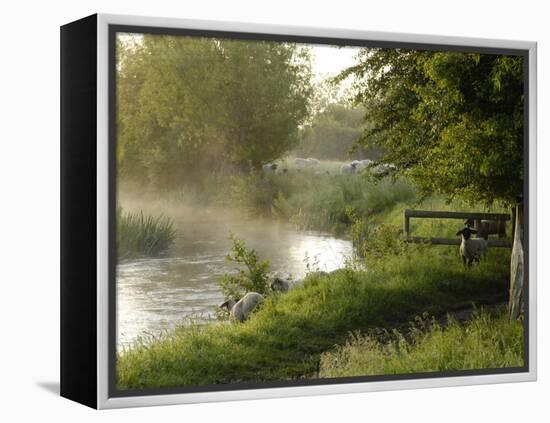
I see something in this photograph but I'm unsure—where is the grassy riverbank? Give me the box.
[117,238,517,390]
[319,309,523,377]
[116,172,520,390]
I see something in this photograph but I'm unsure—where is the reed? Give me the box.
[117,208,176,259]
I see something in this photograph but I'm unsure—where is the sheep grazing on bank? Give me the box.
[270,277,290,293]
[456,227,489,266]
[219,292,264,322]
[464,218,506,240]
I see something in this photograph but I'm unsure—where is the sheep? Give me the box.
[456,227,489,266]
[464,218,506,240]
[219,292,264,322]
[354,159,372,171]
[295,157,312,168]
[275,167,288,175]
[307,157,320,166]
[262,163,278,173]
[340,162,357,174]
[270,277,290,293]
[371,163,396,175]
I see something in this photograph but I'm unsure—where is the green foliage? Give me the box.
[116,208,176,260]
[319,310,524,377]
[339,49,524,206]
[230,167,416,234]
[351,218,406,259]
[219,234,271,300]
[350,195,511,264]
[117,34,313,186]
[117,232,515,389]
[294,103,380,160]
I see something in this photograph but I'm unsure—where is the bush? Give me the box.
[219,234,271,300]
[117,208,176,260]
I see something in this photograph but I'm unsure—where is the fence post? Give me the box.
[508,203,524,319]
[403,210,410,239]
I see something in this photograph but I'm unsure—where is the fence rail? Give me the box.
[403,209,512,248]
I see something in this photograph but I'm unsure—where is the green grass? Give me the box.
[117,208,177,260]
[319,309,524,377]
[117,243,514,390]
[231,169,416,234]
[116,170,520,390]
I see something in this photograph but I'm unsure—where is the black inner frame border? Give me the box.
[108,23,531,399]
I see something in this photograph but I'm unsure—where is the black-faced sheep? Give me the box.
[270,277,290,293]
[219,292,264,322]
[262,163,278,174]
[456,227,489,266]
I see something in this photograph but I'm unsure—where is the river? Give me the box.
[116,209,354,350]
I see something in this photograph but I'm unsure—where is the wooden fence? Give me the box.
[403,209,512,248]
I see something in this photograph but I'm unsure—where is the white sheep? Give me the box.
[295,157,312,169]
[340,162,357,174]
[371,163,396,175]
[219,292,264,322]
[307,157,320,166]
[456,227,488,266]
[349,159,372,172]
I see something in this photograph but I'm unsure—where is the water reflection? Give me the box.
[116,217,353,350]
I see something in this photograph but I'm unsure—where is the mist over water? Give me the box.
[116,200,354,350]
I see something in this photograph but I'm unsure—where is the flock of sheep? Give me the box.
[220,218,506,323]
[262,157,395,176]
[219,273,327,323]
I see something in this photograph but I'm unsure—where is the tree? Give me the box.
[116,34,313,186]
[294,103,380,161]
[339,48,525,317]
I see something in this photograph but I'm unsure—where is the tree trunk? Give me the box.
[508,202,524,319]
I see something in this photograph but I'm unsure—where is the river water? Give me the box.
[116,209,354,350]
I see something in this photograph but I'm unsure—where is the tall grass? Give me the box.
[117,242,513,389]
[116,167,520,390]
[319,309,524,377]
[117,208,177,260]
[231,170,416,234]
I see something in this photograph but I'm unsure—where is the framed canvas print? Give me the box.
[60,13,537,409]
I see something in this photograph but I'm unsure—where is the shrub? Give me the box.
[116,208,176,260]
[219,234,271,300]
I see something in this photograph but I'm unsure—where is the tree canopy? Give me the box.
[294,103,381,161]
[117,34,313,186]
[339,49,524,206]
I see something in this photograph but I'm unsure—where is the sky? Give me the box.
[308,44,361,80]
